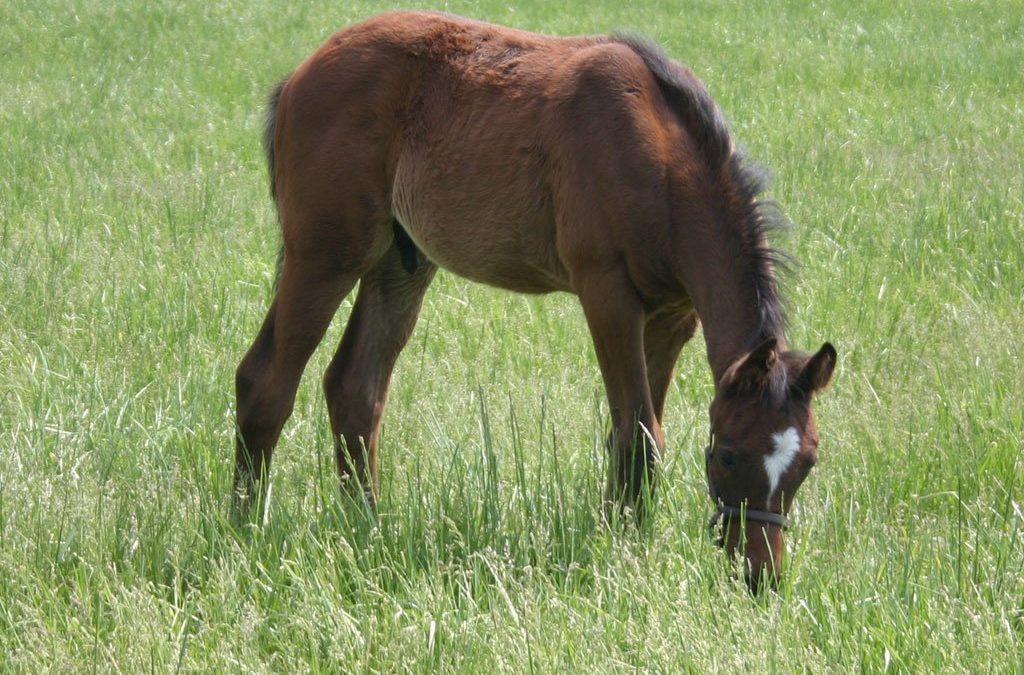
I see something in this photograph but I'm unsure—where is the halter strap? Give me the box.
[711,501,789,528]
[707,500,790,543]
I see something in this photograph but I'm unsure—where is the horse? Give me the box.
[232,11,837,590]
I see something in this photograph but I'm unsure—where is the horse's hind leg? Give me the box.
[233,249,366,520]
[323,240,437,506]
[576,274,664,522]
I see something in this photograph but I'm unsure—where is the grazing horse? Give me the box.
[233,11,837,589]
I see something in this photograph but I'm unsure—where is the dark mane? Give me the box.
[612,33,790,346]
[727,150,791,345]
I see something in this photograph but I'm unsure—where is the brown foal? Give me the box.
[233,11,836,589]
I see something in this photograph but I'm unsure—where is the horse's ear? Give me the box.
[722,338,779,393]
[746,337,779,373]
[796,342,837,395]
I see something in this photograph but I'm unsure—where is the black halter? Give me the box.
[705,434,790,542]
[707,501,790,534]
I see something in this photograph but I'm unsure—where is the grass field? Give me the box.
[2,0,1023,671]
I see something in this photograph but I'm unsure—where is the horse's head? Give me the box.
[706,338,836,591]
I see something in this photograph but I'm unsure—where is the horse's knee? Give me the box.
[235,358,260,410]
[606,422,662,495]
[325,385,380,437]
[321,359,344,398]
[236,362,294,438]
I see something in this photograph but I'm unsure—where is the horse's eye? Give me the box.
[719,449,737,470]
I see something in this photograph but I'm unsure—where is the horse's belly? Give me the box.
[391,156,570,294]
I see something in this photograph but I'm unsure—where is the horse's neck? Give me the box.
[689,266,785,385]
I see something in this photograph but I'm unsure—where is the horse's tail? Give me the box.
[264,78,288,203]
[612,33,732,171]
[264,77,288,285]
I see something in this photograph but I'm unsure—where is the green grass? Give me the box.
[2,0,1022,670]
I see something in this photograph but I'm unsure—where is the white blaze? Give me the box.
[764,427,801,505]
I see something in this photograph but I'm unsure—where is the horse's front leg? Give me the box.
[644,308,699,424]
[577,274,663,523]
